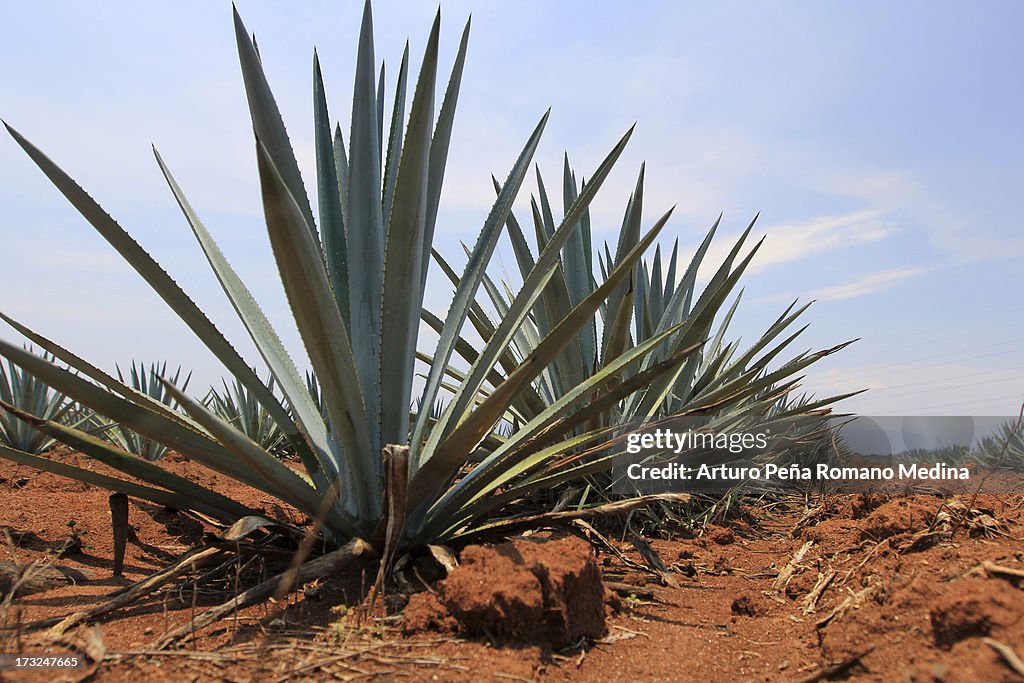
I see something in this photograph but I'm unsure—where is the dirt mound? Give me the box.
[800,517,860,546]
[801,495,943,548]
[403,536,606,647]
[861,497,938,540]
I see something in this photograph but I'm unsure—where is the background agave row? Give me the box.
[0,1,852,553]
[0,348,80,454]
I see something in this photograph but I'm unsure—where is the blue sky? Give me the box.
[1,1,1021,416]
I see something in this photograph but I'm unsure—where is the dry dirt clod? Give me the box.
[403,536,606,648]
[708,526,736,545]
[731,593,769,617]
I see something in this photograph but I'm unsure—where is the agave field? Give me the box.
[1,3,1023,681]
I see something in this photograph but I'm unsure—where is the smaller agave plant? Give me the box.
[205,374,288,457]
[89,362,189,461]
[0,347,76,454]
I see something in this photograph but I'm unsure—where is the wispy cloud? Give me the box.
[811,266,928,301]
[697,210,893,280]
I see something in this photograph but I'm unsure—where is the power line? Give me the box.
[864,374,1023,402]
[845,339,1024,375]
[856,306,1012,346]
[868,364,1024,392]
[869,393,1024,415]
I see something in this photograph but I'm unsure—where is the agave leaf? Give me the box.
[601,165,644,365]
[479,270,541,376]
[673,292,745,402]
[529,349,700,455]
[153,150,332,484]
[377,60,386,159]
[160,380,360,539]
[493,180,536,279]
[0,443,239,521]
[601,285,635,367]
[494,191,558,353]
[688,342,735,399]
[529,180,589,390]
[381,42,410,227]
[254,140,376,518]
[314,51,349,324]
[419,425,616,542]
[347,0,386,437]
[628,237,765,420]
[678,213,733,320]
[0,311,194,430]
[444,438,634,537]
[0,400,255,520]
[233,7,317,243]
[102,361,189,461]
[530,198,585,392]
[692,313,802,403]
[771,390,865,419]
[411,199,670,514]
[0,339,271,489]
[651,218,753,370]
[633,261,650,342]
[453,202,672,442]
[535,166,557,243]
[488,326,696,480]
[410,110,550,461]
[561,155,593,309]
[207,375,289,456]
[649,244,664,322]
[663,238,679,304]
[702,292,743,371]
[424,362,492,399]
[635,227,751,413]
[691,340,854,412]
[430,249,527,382]
[418,310,544,414]
[421,16,471,287]
[426,317,696,528]
[416,261,555,483]
[0,350,72,454]
[220,515,305,543]
[380,14,439,448]
[2,123,298,468]
[692,319,806,404]
[423,127,636,467]
[453,493,691,545]
[560,160,597,374]
[333,123,351,233]
[667,214,720,327]
[701,301,813,395]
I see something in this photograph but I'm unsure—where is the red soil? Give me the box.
[2,451,1024,681]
